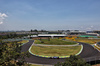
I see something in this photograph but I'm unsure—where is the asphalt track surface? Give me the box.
[21,40,100,65]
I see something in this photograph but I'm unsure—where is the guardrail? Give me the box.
[84,56,100,62]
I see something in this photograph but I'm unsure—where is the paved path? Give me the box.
[33,43,79,46]
[21,40,66,65]
[21,40,100,65]
[79,42,100,58]
[78,42,100,62]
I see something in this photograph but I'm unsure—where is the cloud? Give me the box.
[90,25,93,28]
[0,12,8,24]
[85,25,94,30]
[0,22,3,24]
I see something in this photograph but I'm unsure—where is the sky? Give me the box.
[0,0,100,31]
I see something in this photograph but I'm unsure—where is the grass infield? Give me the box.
[31,45,81,56]
[76,38,100,44]
[34,39,77,45]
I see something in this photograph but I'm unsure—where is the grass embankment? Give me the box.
[34,39,77,45]
[31,45,81,56]
[18,40,28,44]
[75,38,100,44]
[30,64,41,66]
[30,64,49,66]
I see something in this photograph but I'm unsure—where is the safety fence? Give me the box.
[85,56,100,61]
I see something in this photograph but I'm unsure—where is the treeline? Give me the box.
[0,33,28,39]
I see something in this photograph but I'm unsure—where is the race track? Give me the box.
[21,40,100,65]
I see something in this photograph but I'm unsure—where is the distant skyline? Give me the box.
[0,0,100,31]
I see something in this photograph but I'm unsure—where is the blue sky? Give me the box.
[0,0,100,31]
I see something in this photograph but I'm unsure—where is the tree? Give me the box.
[34,29,38,32]
[55,55,91,66]
[0,41,30,66]
[48,37,50,41]
[30,29,33,32]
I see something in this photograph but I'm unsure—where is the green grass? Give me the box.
[34,39,77,45]
[30,64,41,66]
[18,40,28,44]
[31,45,81,56]
[75,38,100,44]
[30,64,49,66]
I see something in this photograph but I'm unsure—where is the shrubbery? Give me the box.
[0,41,30,66]
[55,55,91,66]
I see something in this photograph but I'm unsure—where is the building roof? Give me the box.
[78,35,97,38]
[38,34,67,37]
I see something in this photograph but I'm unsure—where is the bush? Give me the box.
[55,55,91,66]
